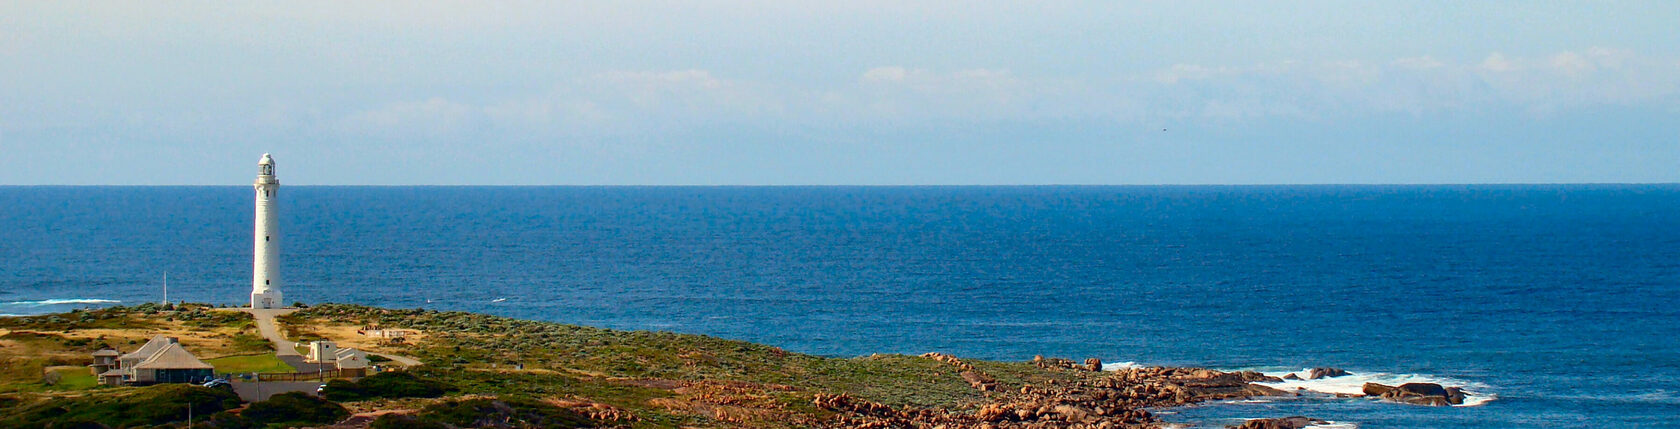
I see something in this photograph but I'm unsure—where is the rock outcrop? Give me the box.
[813,357,1290,429]
[1306,367,1349,379]
[922,352,999,392]
[1229,416,1330,429]
[1362,382,1464,406]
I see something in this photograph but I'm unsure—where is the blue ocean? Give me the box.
[3,185,1677,427]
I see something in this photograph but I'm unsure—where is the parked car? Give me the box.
[202,378,233,393]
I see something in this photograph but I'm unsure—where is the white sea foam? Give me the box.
[1102,361,1144,371]
[1256,368,1497,407]
[1303,422,1358,429]
[2,298,121,306]
[1628,390,1680,404]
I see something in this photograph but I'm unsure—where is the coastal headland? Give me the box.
[3,303,1318,428]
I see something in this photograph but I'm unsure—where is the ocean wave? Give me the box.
[1256,368,1496,407]
[1304,423,1358,429]
[2,298,121,306]
[1102,361,1144,371]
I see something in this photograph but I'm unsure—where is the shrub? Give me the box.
[402,398,596,429]
[0,384,241,428]
[242,392,348,427]
[322,371,450,402]
[368,414,451,429]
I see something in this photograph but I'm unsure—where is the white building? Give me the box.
[307,340,338,363]
[251,153,283,309]
[306,340,371,376]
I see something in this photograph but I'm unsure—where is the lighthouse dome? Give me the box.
[259,153,274,165]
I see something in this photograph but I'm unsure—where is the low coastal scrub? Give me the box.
[322,371,452,402]
[1,304,1306,428]
[292,304,1011,408]
[0,384,241,428]
[371,398,599,429]
[241,392,351,428]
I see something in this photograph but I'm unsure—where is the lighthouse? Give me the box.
[251,153,283,309]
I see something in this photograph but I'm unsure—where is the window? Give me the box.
[265,280,270,285]
[265,236,270,242]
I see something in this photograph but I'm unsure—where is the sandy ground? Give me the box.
[244,309,422,368]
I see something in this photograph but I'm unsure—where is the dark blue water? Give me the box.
[3,186,1677,427]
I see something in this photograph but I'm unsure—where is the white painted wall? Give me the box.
[251,153,283,309]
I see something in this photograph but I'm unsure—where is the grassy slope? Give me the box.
[287,304,1084,428]
[0,303,269,393]
[2,304,1108,429]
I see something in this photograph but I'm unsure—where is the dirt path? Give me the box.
[243,308,421,368]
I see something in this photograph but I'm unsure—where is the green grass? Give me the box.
[46,368,97,391]
[206,353,294,374]
[229,332,272,353]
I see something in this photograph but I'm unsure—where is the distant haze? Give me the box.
[2,1,1677,185]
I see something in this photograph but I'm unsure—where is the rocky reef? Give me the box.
[811,354,1285,429]
[1362,382,1468,406]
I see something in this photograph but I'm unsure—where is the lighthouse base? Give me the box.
[252,290,283,309]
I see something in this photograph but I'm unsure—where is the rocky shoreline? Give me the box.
[812,353,1287,429]
[1,305,1480,428]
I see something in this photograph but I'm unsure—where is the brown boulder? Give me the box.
[1306,367,1350,379]
[1446,386,1467,405]
[1085,358,1103,372]
[1372,382,1459,406]
[1228,416,1328,429]
[1362,382,1393,396]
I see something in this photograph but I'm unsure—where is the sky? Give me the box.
[2,1,1677,185]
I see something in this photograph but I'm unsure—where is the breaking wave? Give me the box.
[1102,361,1144,371]
[2,298,121,306]
[1303,423,1358,429]
[1256,368,1497,407]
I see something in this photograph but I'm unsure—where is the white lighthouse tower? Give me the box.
[251,153,283,309]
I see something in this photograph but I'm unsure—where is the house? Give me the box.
[94,335,215,386]
[89,349,121,385]
[131,343,214,383]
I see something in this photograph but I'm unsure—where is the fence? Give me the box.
[253,369,347,382]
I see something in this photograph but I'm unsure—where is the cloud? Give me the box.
[861,66,909,83]
[859,66,1019,90]
[1147,49,1680,119]
[1391,56,1444,70]
[1480,53,1518,72]
[1154,64,1224,84]
[600,69,725,90]
[1549,52,1594,77]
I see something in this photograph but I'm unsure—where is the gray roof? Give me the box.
[92,349,120,357]
[120,335,176,362]
[132,343,213,370]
